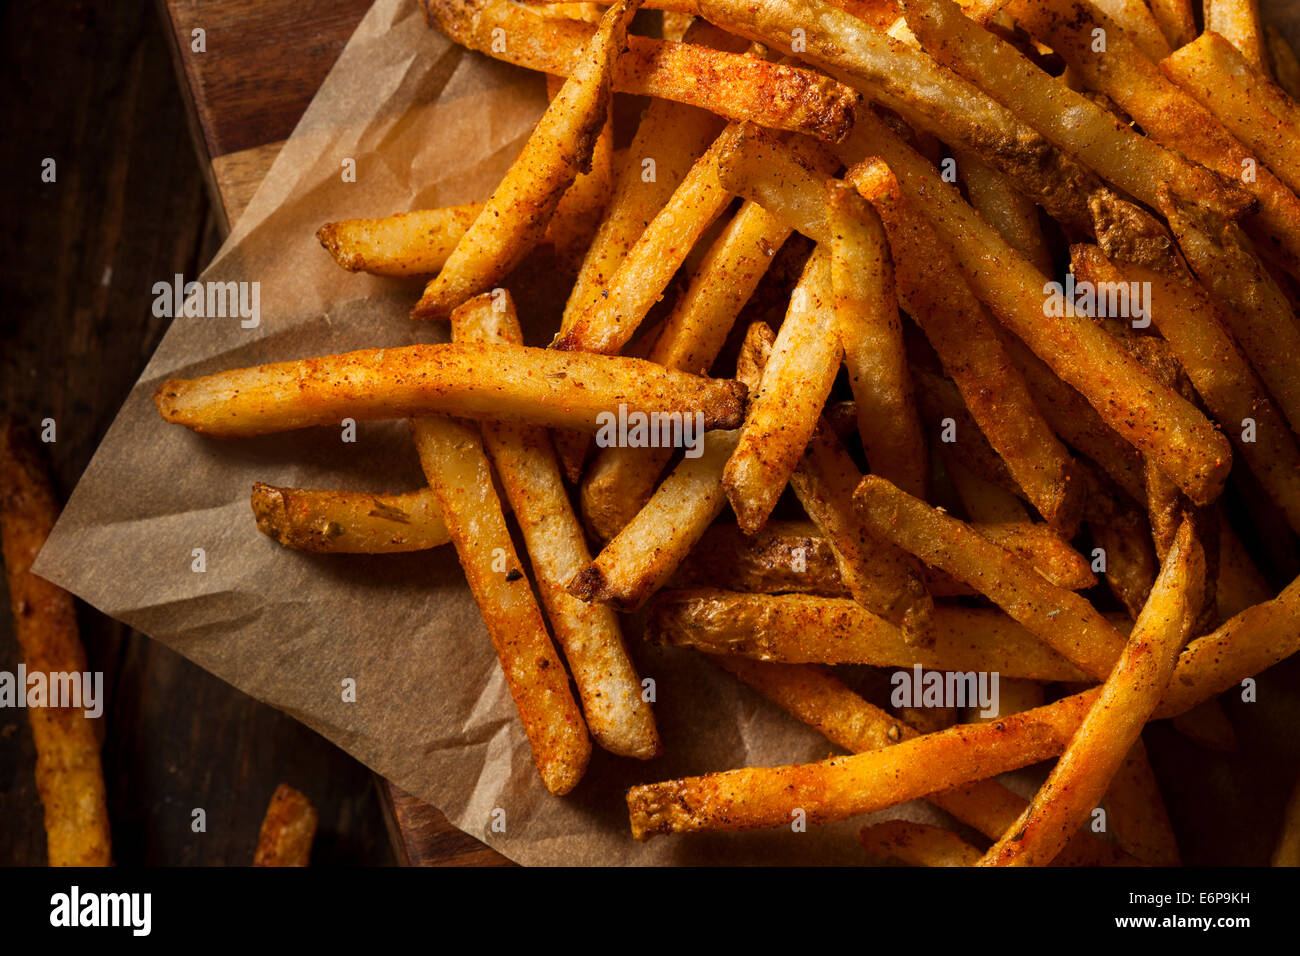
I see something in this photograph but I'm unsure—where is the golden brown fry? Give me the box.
[955,149,1054,276]
[421,0,860,141]
[580,199,792,539]
[826,181,927,497]
[253,784,318,867]
[1204,0,1269,73]
[899,0,1245,218]
[976,522,1096,590]
[317,203,482,277]
[0,421,111,867]
[853,158,1081,532]
[1104,740,1182,866]
[648,590,1091,680]
[154,342,746,439]
[1266,26,1300,101]
[452,294,659,759]
[859,821,983,866]
[854,475,1125,679]
[980,521,1202,866]
[251,483,450,554]
[1086,0,1171,61]
[412,0,640,319]
[545,74,614,272]
[1147,0,1196,49]
[1162,32,1300,199]
[842,108,1233,505]
[1274,770,1300,866]
[411,415,590,795]
[944,453,1030,524]
[670,521,850,596]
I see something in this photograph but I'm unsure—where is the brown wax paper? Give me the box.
[32,0,1300,865]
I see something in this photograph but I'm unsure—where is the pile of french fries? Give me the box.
[151,0,1300,865]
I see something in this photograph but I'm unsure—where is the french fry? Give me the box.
[899,0,1247,218]
[669,521,852,596]
[853,475,1126,679]
[859,821,983,866]
[724,249,841,532]
[154,342,746,439]
[452,294,659,758]
[1086,0,1171,60]
[979,520,1202,866]
[853,158,1082,532]
[252,784,318,867]
[943,454,1031,524]
[965,677,1044,723]
[411,415,590,794]
[1266,26,1300,101]
[648,590,1092,680]
[251,483,450,553]
[954,149,1054,276]
[826,181,927,498]
[1085,473,1158,619]
[317,203,482,277]
[421,0,860,141]
[1162,32,1300,200]
[1008,0,1300,279]
[1072,245,1300,533]
[581,199,792,539]
[545,74,614,272]
[630,558,1300,841]
[1274,771,1300,866]
[1204,0,1270,74]
[1103,741,1182,865]
[841,107,1233,505]
[715,124,835,243]
[411,0,640,319]
[0,421,112,867]
[1147,0,1196,49]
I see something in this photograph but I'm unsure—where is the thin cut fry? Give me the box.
[251,484,450,553]
[411,415,590,794]
[452,294,659,758]
[853,475,1126,679]
[154,342,746,439]
[860,821,983,866]
[955,149,1053,276]
[979,520,1202,865]
[545,73,615,271]
[1204,0,1270,73]
[1086,0,1171,61]
[0,421,111,866]
[411,0,640,319]
[1147,0,1196,49]
[253,784,318,867]
[317,203,482,277]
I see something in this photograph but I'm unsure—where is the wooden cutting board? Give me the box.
[156,0,509,867]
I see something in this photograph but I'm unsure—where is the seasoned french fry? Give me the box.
[253,784,318,867]
[1009,0,1300,278]
[317,203,482,277]
[1147,0,1196,49]
[1204,0,1270,73]
[841,108,1233,505]
[859,821,983,866]
[154,342,746,439]
[898,0,1247,218]
[251,483,449,554]
[1103,741,1182,865]
[980,521,1202,866]
[411,415,590,794]
[1086,0,1171,60]
[1274,771,1300,866]
[853,158,1081,532]
[421,0,860,141]
[826,181,927,498]
[581,199,792,539]
[854,475,1126,679]
[452,294,659,758]
[545,74,614,272]
[0,421,111,867]
[724,249,840,532]
[412,0,640,319]
[954,149,1053,276]
[648,590,1091,680]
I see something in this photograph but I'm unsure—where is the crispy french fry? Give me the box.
[1009,0,1300,279]
[648,590,1091,680]
[898,0,1246,218]
[411,0,640,319]
[421,0,860,141]
[841,108,1233,505]
[1086,0,1171,60]
[724,249,840,532]
[854,475,1125,679]
[411,415,590,794]
[451,294,659,758]
[853,158,1081,532]
[980,521,1202,866]
[944,454,1031,524]
[1147,0,1196,49]
[317,203,483,277]
[826,180,927,498]
[154,342,745,439]
[0,421,112,867]
[1103,741,1182,865]
[253,784,318,867]
[954,150,1054,276]
[1274,771,1300,866]
[1266,26,1300,101]
[1162,32,1300,197]
[629,561,1300,840]
[545,74,614,272]
[1204,0,1269,73]
[859,821,983,866]
[251,483,450,553]
[580,199,792,539]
